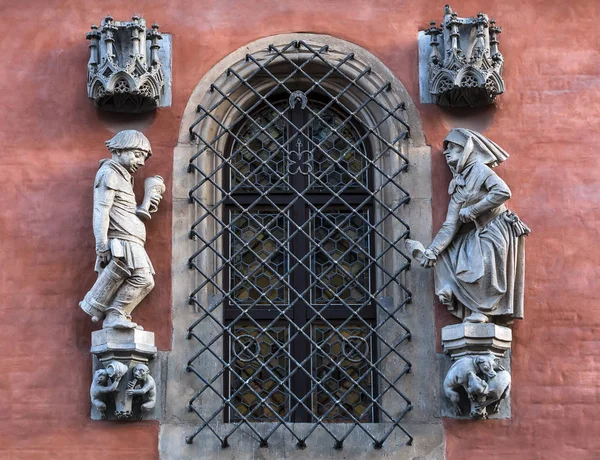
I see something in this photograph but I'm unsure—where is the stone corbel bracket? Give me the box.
[90,329,158,420]
[418,5,504,107]
[86,15,172,112]
[441,323,512,419]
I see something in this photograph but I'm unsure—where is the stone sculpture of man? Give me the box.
[80,130,164,329]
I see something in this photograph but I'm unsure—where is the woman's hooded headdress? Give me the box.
[444,128,509,174]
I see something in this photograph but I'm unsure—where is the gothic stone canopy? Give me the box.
[86,15,165,113]
[425,5,505,107]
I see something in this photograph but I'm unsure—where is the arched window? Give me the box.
[176,37,436,451]
[225,96,375,423]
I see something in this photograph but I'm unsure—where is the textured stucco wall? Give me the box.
[0,1,598,459]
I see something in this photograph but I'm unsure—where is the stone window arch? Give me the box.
[165,34,440,458]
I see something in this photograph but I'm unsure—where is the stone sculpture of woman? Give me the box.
[407,128,530,324]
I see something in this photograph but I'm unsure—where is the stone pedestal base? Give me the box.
[91,329,157,421]
[441,322,512,359]
[440,322,512,420]
[92,328,157,360]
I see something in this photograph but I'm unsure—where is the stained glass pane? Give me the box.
[312,325,373,421]
[229,325,290,421]
[231,103,288,191]
[313,212,370,304]
[230,211,288,306]
[310,107,367,191]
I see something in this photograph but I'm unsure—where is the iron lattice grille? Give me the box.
[186,40,413,449]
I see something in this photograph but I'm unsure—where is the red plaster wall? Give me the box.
[0,1,597,459]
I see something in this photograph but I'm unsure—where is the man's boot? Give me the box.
[102,308,138,329]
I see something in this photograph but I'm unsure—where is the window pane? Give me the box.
[229,324,290,421]
[310,107,367,191]
[231,103,288,191]
[312,211,370,305]
[230,211,288,306]
[312,325,373,422]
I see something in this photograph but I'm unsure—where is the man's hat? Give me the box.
[105,130,152,157]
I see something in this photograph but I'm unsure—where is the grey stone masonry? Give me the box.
[442,323,512,359]
[86,15,171,112]
[91,328,158,421]
[161,33,444,460]
[419,5,505,107]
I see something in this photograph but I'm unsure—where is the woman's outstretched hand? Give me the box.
[421,248,437,268]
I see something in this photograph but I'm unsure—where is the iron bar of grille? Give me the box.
[185,40,413,449]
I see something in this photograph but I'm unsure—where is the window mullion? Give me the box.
[289,103,312,422]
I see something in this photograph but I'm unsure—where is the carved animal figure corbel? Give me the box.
[90,369,122,419]
[470,364,511,419]
[443,354,510,419]
[126,363,156,417]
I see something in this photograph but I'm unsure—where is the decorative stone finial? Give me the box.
[424,6,505,107]
[86,15,165,112]
[424,21,443,66]
[147,23,163,66]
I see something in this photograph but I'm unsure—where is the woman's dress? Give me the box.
[429,161,527,322]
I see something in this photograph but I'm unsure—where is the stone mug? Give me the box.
[108,360,134,420]
[105,361,128,379]
[79,258,131,322]
[136,175,165,221]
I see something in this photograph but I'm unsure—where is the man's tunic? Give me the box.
[93,159,154,274]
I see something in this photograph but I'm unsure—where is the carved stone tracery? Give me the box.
[425,6,505,107]
[86,16,165,113]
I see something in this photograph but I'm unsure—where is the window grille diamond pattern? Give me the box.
[186,40,413,449]
[231,211,288,306]
[231,103,288,191]
[312,325,373,422]
[229,324,290,421]
[313,212,369,304]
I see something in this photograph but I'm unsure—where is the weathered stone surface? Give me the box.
[86,15,168,112]
[439,353,511,420]
[406,128,527,424]
[80,130,164,331]
[90,328,159,421]
[421,5,505,107]
[440,323,512,419]
[160,422,446,460]
[406,128,529,324]
[442,353,511,419]
[91,328,157,357]
[90,365,124,420]
[441,322,512,359]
